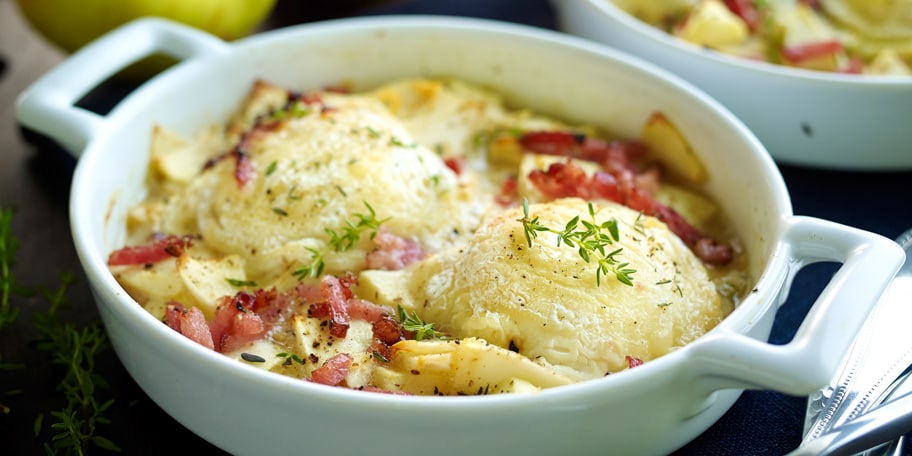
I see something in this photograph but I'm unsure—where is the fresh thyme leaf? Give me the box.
[364,126,381,138]
[31,272,120,455]
[517,198,636,286]
[2,207,118,451]
[372,350,389,363]
[225,278,257,287]
[271,101,311,121]
[293,247,325,281]
[396,305,446,341]
[326,202,390,252]
[633,212,646,235]
[265,161,278,176]
[0,208,24,330]
[276,352,307,365]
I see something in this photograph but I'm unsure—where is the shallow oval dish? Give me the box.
[551,0,912,170]
[15,16,905,456]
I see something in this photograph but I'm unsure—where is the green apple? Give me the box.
[15,0,277,53]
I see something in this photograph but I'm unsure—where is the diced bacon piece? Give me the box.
[782,40,843,64]
[233,145,255,188]
[723,0,762,32]
[626,188,733,265]
[496,175,518,206]
[250,287,293,324]
[209,292,267,353]
[310,353,353,386]
[309,275,351,338]
[372,314,404,346]
[295,282,323,304]
[519,131,579,156]
[165,301,184,331]
[626,355,644,368]
[347,298,394,323]
[443,157,465,175]
[366,227,427,270]
[527,162,624,204]
[164,301,215,350]
[519,130,646,175]
[693,238,735,265]
[107,234,194,266]
[529,161,733,265]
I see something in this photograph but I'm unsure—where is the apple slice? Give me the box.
[641,112,708,184]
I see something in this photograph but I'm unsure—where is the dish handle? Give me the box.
[685,216,905,396]
[15,18,229,157]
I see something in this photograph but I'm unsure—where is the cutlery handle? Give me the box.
[15,18,228,156]
[686,216,905,396]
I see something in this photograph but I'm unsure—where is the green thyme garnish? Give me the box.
[265,161,278,176]
[225,278,257,287]
[518,198,636,286]
[633,212,646,235]
[272,207,288,217]
[656,276,684,297]
[372,350,389,363]
[0,208,22,331]
[389,137,416,148]
[32,272,121,454]
[334,185,347,197]
[276,352,307,365]
[271,101,311,121]
[325,202,389,253]
[293,247,325,281]
[364,126,381,138]
[397,305,446,341]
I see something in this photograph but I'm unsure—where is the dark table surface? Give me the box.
[2,0,911,454]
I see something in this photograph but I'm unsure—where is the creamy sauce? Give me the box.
[109,78,750,395]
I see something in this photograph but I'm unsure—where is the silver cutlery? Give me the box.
[792,227,912,455]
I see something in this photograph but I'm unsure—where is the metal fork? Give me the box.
[792,228,912,455]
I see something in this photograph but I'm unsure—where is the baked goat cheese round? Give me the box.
[152,91,480,283]
[362,198,728,380]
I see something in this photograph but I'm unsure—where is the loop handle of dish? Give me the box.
[686,216,905,396]
[15,18,229,156]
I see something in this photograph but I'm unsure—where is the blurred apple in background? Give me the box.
[14,0,277,78]
[15,0,277,53]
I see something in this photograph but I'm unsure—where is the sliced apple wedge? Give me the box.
[641,112,708,184]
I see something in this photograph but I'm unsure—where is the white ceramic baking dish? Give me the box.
[551,0,912,171]
[15,16,904,456]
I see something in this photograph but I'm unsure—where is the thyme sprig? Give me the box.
[0,208,23,330]
[518,198,636,286]
[292,201,386,282]
[396,305,446,341]
[292,247,325,281]
[32,273,121,455]
[0,207,25,416]
[1,207,119,452]
[325,202,389,253]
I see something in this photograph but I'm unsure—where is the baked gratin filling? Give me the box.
[108,78,749,395]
